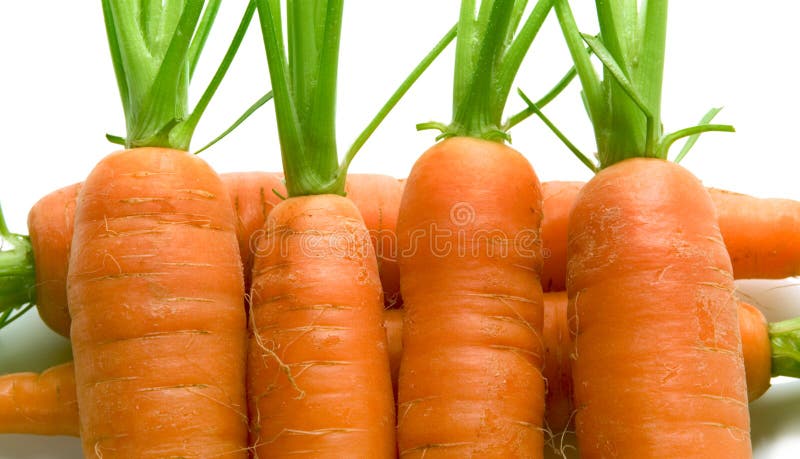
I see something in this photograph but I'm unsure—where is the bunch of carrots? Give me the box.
[1,1,799,458]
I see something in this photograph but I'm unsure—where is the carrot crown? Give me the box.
[418,0,554,142]
[102,0,254,150]
[0,206,35,330]
[551,0,734,170]
[254,1,454,197]
[770,317,800,379]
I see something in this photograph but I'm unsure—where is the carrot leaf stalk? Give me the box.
[102,0,254,150]
[553,0,734,170]
[418,0,554,142]
[0,204,35,331]
[770,317,800,378]
[254,0,455,197]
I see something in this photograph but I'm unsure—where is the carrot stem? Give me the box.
[422,0,554,141]
[103,1,249,150]
[0,204,36,331]
[770,316,800,378]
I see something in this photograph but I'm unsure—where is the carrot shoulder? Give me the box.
[68,148,248,457]
[568,158,750,457]
[248,195,395,456]
[397,137,545,457]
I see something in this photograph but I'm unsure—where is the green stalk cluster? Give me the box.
[551,0,733,169]
[420,0,555,142]
[0,206,35,330]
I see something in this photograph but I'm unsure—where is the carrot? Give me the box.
[248,195,394,456]
[64,2,256,456]
[553,1,750,455]
[397,3,554,456]
[568,159,750,456]
[246,1,450,454]
[69,148,248,456]
[710,188,800,280]
[0,362,78,436]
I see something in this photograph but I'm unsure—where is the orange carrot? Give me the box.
[567,159,750,456]
[395,2,554,455]
[243,0,429,454]
[397,138,546,457]
[710,188,800,280]
[68,148,248,457]
[247,196,395,456]
[0,362,78,436]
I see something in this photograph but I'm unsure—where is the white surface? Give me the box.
[1,1,799,457]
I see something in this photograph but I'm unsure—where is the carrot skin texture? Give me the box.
[68,148,248,458]
[247,194,395,458]
[710,188,800,279]
[396,137,545,458]
[27,182,82,337]
[0,362,78,436]
[568,158,751,457]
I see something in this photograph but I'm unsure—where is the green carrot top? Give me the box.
[419,0,555,142]
[0,205,35,330]
[102,0,254,150]
[552,0,733,171]
[254,1,454,198]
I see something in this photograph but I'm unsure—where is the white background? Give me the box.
[0,1,798,457]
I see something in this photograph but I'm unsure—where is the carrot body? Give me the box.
[0,362,78,436]
[68,148,248,458]
[568,158,750,457]
[30,172,403,337]
[247,194,395,457]
[396,137,545,458]
[710,188,800,279]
